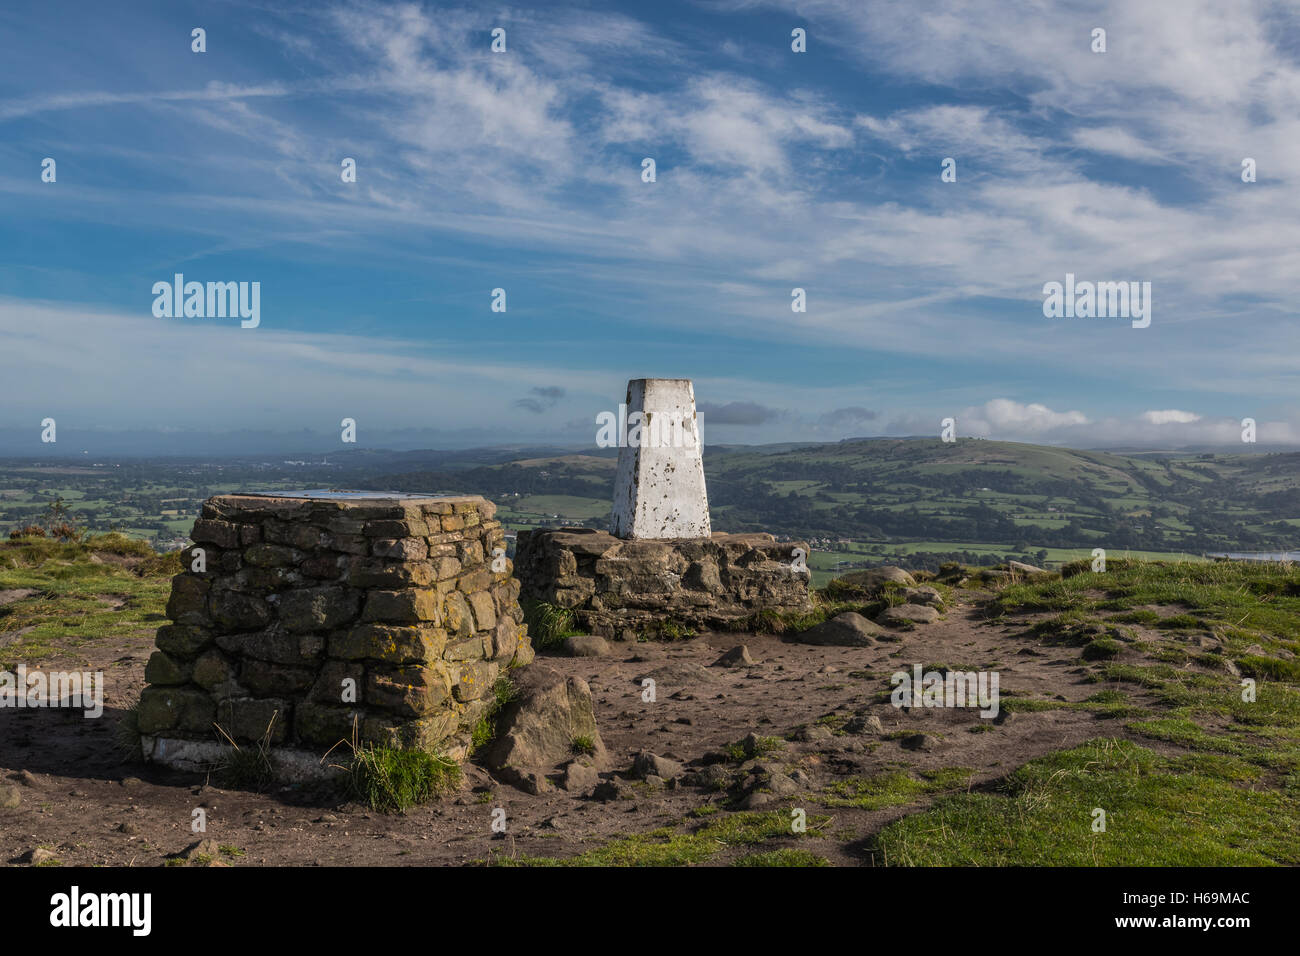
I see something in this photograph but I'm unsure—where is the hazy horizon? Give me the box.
[1,428,1297,460]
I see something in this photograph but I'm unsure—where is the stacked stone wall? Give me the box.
[139,493,531,771]
[515,528,812,639]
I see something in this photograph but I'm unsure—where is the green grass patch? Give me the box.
[494,808,827,867]
[822,767,975,810]
[1082,637,1123,661]
[867,738,1300,865]
[731,848,831,867]
[995,559,1300,652]
[723,735,785,762]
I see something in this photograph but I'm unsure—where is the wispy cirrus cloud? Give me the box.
[0,0,1298,449]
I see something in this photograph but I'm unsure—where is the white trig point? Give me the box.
[611,378,711,539]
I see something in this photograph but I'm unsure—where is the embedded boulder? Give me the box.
[901,585,945,608]
[1008,561,1050,578]
[484,664,606,793]
[877,603,942,626]
[833,566,916,593]
[791,611,882,646]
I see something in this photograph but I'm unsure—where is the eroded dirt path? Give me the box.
[0,587,1172,866]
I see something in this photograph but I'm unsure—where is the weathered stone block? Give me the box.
[362,711,458,750]
[309,660,364,705]
[468,590,497,631]
[294,702,363,748]
[371,537,428,561]
[216,697,290,744]
[156,624,214,658]
[239,659,316,698]
[442,591,474,638]
[322,515,366,535]
[235,565,300,591]
[190,519,240,549]
[166,575,211,626]
[277,586,360,632]
[364,518,430,538]
[491,618,525,663]
[451,661,496,702]
[362,589,440,624]
[243,543,300,568]
[457,568,492,594]
[138,686,214,735]
[431,556,461,579]
[329,623,446,664]
[192,650,236,691]
[301,554,347,580]
[144,651,191,686]
[323,533,369,555]
[264,520,325,551]
[445,636,488,662]
[209,588,273,630]
[459,539,484,566]
[347,557,435,589]
[366,664,451,716]
[216,626,319,665]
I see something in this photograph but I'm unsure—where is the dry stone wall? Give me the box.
[515,528,812,639]
[139,492,531,775]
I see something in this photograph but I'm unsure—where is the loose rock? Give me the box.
[713,645,754,667]
[558,760,600,793]
[631,751,684,780]
[877,604,942,626]
[563,635,610,658]
[792,612,881,646]
[844,714,884,735]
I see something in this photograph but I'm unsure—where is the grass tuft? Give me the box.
[521,600,582,650]
[345,742,461,813]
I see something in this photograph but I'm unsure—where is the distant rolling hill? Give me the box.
[375,438,1300,572]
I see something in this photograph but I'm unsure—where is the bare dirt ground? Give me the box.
[0,587,1166,866]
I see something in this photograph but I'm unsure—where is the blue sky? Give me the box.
[3,0,1300,453]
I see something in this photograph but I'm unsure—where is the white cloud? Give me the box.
[856,105,1061,177]
[923,399,1090,440]
[884,400,1296,446]
[1070,126,1176,164]
[600,75,853,176]
[1142,409,1202,425]
[0,298,619,434]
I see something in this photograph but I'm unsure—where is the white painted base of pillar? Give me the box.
[611,379,711,539]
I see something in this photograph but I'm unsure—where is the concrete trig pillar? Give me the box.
[611,378,711,539]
